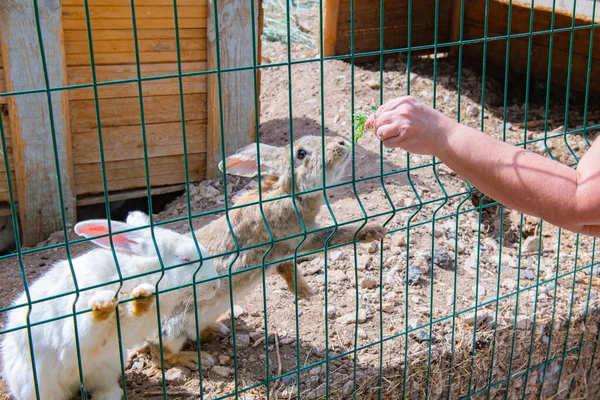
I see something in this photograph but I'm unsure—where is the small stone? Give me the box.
[433,248,453,270]
[357,328,368,339]
[230,305,246,319]
[502,254,517,269]
[381,303,394,313]
[392,233,407,247]
[328,270,348,284]
[212,365,233,377]
[464,311,492,330]
[360,275,378,289]
[131,361,144,370]
[329,250,343,261]
[466,255,478,270]
[414,330,432,343]
[404,265,422,286]
[366,241,378,254]
[523,236,540,253]
[467,105,479,117]
[366,80,381,89]
[545,282,556,293]
[517,315,532,331]
[279,337,295,345]
[522,270,535,281]
[358,255,371,270]
[327,305,338,318]
[307,383,327,399]
[218,355,231,365]
[233,334,250,348]
[306,257,324,275]
[343,381,354,396]
[166,366,191,385]
[340,309,368,325]
[542,335,550,344]
[249,331,263,342]
[281,375,296,386]
[309,375,320,385]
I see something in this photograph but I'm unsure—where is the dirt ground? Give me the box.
[2,1,600,399]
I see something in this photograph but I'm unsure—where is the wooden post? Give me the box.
[0,0,75,245]
[207,0,261,178]
[323,0,341,57]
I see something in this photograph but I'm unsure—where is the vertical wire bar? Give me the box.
[80,0,130,396]
[445,0,468,396]
[348,0,372,397]
[586,240,599,381]
[318,1,341,396]
[541,0,558,161]
[376,0,398,397]
[210,0,244,396]
[521,223,545,400]
[126,1,173,396]
[0,106,39,399]
[401,1,426,398]
[581,0,597,148]
[555,235,580,395]
[559,0,580,162]
[425,0,449,395]
[537,228,563,398]
[282,1,310,398]
[169,1,209,395]
[30,1,87,397]
[466,197,486,397]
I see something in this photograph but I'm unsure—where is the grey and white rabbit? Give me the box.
[1,211,220,400]
[152,135,387,365]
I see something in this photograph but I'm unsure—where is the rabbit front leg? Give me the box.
[89,290,119,322]
[301,222,387,252]
[130,283,155,317]
[276,261,312,299]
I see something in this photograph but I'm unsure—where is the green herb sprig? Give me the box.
[352,105,378,144]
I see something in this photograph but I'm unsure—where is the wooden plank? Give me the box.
[69,93,207,133]
[323,0,340,57]
[62,5,207,20]
[0,0,76,245]
[66,49,207,66]
[74,153,205,194]
[68,79,206,101]
[63,16,206,30]
[64,0,204,6]
[67,62,208,81]
[64,28,205,41]
[77,183,187,206]
[72,120,207,163]
[207,0,259,177]
[65,38,206,55]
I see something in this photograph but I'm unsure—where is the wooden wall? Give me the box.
[323,0,454,57]
[456,0,600,94]
[62,0,208,199]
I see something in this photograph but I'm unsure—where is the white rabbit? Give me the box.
[0,211,220,400]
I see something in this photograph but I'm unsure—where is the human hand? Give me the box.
[365,96,458,156]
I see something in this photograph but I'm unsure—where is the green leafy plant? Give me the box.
[352,105,378,144]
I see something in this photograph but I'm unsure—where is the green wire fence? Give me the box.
[0,0,599,398]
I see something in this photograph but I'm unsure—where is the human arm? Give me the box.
[366,96,600,237]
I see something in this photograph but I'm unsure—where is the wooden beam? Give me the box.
[323,0,341,57]
[0,0,75,245]
[206,0,260,178]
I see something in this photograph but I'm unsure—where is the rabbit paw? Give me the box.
[165,350,215,368]
[90,291,118,322]
[358,223,387,242]
[131,283,155,317]
[200,322,230,342]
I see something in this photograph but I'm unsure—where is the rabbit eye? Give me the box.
[296,149,307,160]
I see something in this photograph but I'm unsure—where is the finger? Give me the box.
[365,114,375,128]
[382,135,406,149]
[375,123,401,142]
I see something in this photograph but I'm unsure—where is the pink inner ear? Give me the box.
[77,224,139,247]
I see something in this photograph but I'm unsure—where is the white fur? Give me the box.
[0,212,220,400]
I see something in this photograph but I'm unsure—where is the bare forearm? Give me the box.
[436,125,600,235]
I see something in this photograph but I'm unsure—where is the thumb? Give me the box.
[365,114,375,128]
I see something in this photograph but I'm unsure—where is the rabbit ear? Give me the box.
[74,220,147,254]
[219,143,280,177]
